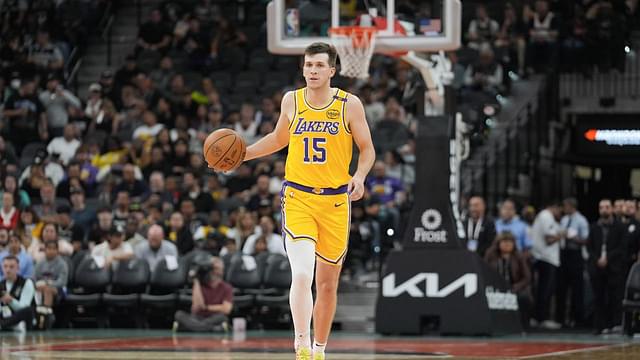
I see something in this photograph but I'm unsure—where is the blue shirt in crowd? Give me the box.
[0,249,35,281]
[560,211,590,250]
[495,216,532,251]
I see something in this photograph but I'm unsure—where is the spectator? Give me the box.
[173,257,232,332]
[34,240,68,318]
[56,205,85,245]
[166,211,194,255]
[125,217,146,249]
[133,110,164,141]
[0,192,19,230]
[169,138,190,176]
[1,174,29,209]
[143,145,172,178]
[150,57,175,91]
[588,199,626,334]
[242,216,285,256]
[526,0,560,73]
[0,234,34,281]
[29,222,73,263]
[69,187,95,235]
[112,191,130,229]
[0,255,35,331]
[137,9,172,55]
[134,224,178,273]
[383,150,415,188]
[56,161,90,199]
[27,29,64,74]
[112,163,149,200]
[345,200,380,277]
[495,2,526,75]
[88,207,113,247]
[114,55,141,93]
[247,175,273,212]
[556,197,589,328]
[32,179,68,222]
[2,78,47,153]
[495,199,532,255]
[145,171,174,208]
[46,124,80,166]
[180,171,215,213]
[613,198,626,220]
[19,149,65,188]
[225,211,259,255]
[39,76,82,138]
[622,199,640,269]
[484,232,532,326]
[226,164,255,197]
[15,207,41,248]
[463,196,496,258]
[91,225,134,270]
[467,4,500,50]
[234,103,259,145]
[531,200,564,330]
[0,229,7,252]
[366,161,406,230]
[194,209,230,242]
[586,1,627,72]
[463,45,504,96]
[268,160,286,195]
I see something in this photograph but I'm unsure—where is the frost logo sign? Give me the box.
[414,209,447,243]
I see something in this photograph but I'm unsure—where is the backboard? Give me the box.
[267,0,461,55]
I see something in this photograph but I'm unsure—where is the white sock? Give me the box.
[313,341,326,355]
[286,237,316,350]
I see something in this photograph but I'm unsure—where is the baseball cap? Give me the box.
[89,83,102,92]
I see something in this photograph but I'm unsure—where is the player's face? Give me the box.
[303,53,335,89]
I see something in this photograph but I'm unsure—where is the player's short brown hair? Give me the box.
[304,42,338,67]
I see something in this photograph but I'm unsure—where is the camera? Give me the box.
[190,257,213,283]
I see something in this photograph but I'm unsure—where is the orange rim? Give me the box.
[329,26,377,48]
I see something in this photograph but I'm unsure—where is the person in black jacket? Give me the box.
[587,199,627,334]
[464,196,497,258]
[166,211,194,256]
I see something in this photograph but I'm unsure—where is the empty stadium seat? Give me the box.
[140,258,187,309]
[226,254,262,311]
[64,256,111,327]
[102,259,150,328]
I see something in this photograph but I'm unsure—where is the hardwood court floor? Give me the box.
[1,330,639,359]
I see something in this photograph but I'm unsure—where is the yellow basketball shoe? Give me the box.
[296,347,312,360]
[313,352,325,360]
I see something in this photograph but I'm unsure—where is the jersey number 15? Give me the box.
[303,137,326,164]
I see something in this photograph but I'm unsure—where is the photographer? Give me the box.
[173,257,232,332]
[1,255,36,331]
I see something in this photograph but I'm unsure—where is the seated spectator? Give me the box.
[173,257,232,332]
[1,173,31,209]
[484,232,532,326]
[15,207,42,248]
[46,124,80,166]
[180,171,215,214]
[69,187,95,236]
[383,150,415,188]
[467,3,500,50]
[112,163,149,200]
[137,9,172,55]
[143,146,172,178]
[463,45,504,96]
[194,209,230,242]
[133,111,164,141]
[32,179,68,223]
[0,192,19,230]
[39,77,82,140]
[125,217,146,249]
[56,205,85,245]
[28,223,73,263]
[112,191,130,229]
[27,29,63,74]
[0,234,34,281]
[366,161,405,230]
[526,0,560,73]
[247,175,273,212]
[242,216,285,256]
[234,103,259,145]
[494,2,526,75]
[56,161,91,199]
[268,160,286,195]
[345,200,380,277]
[88,207,113,247]
[135,224,178,273]
[2,78,47,154]
[166,211,194,255]
[0,255,35,331]
[34,240,68,322]
[91,225,134,269]
[586,0,628,72]
[169,138,191,176]
[225,211,259,255]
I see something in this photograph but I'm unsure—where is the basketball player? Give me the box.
[244,43,375,359]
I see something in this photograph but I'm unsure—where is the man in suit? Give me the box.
[464,196,496,258]
[588,199,626,334]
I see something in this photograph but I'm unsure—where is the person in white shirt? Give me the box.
[46,124,81,166]
[531,201,565,330]
[132,111,164,141]
[234,103,259,145]
[91,225,134,270]
[242,216,285,256]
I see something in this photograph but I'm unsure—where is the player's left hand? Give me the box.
[348,176,365,201]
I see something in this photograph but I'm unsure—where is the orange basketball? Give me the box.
[203,128,246,172]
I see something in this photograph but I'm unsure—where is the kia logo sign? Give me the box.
[382,272,478,298]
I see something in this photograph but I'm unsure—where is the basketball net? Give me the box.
[328,26,377,79]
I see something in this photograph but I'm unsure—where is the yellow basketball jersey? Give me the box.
[285,87,352,189]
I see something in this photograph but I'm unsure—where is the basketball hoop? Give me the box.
[328,26,377,79]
